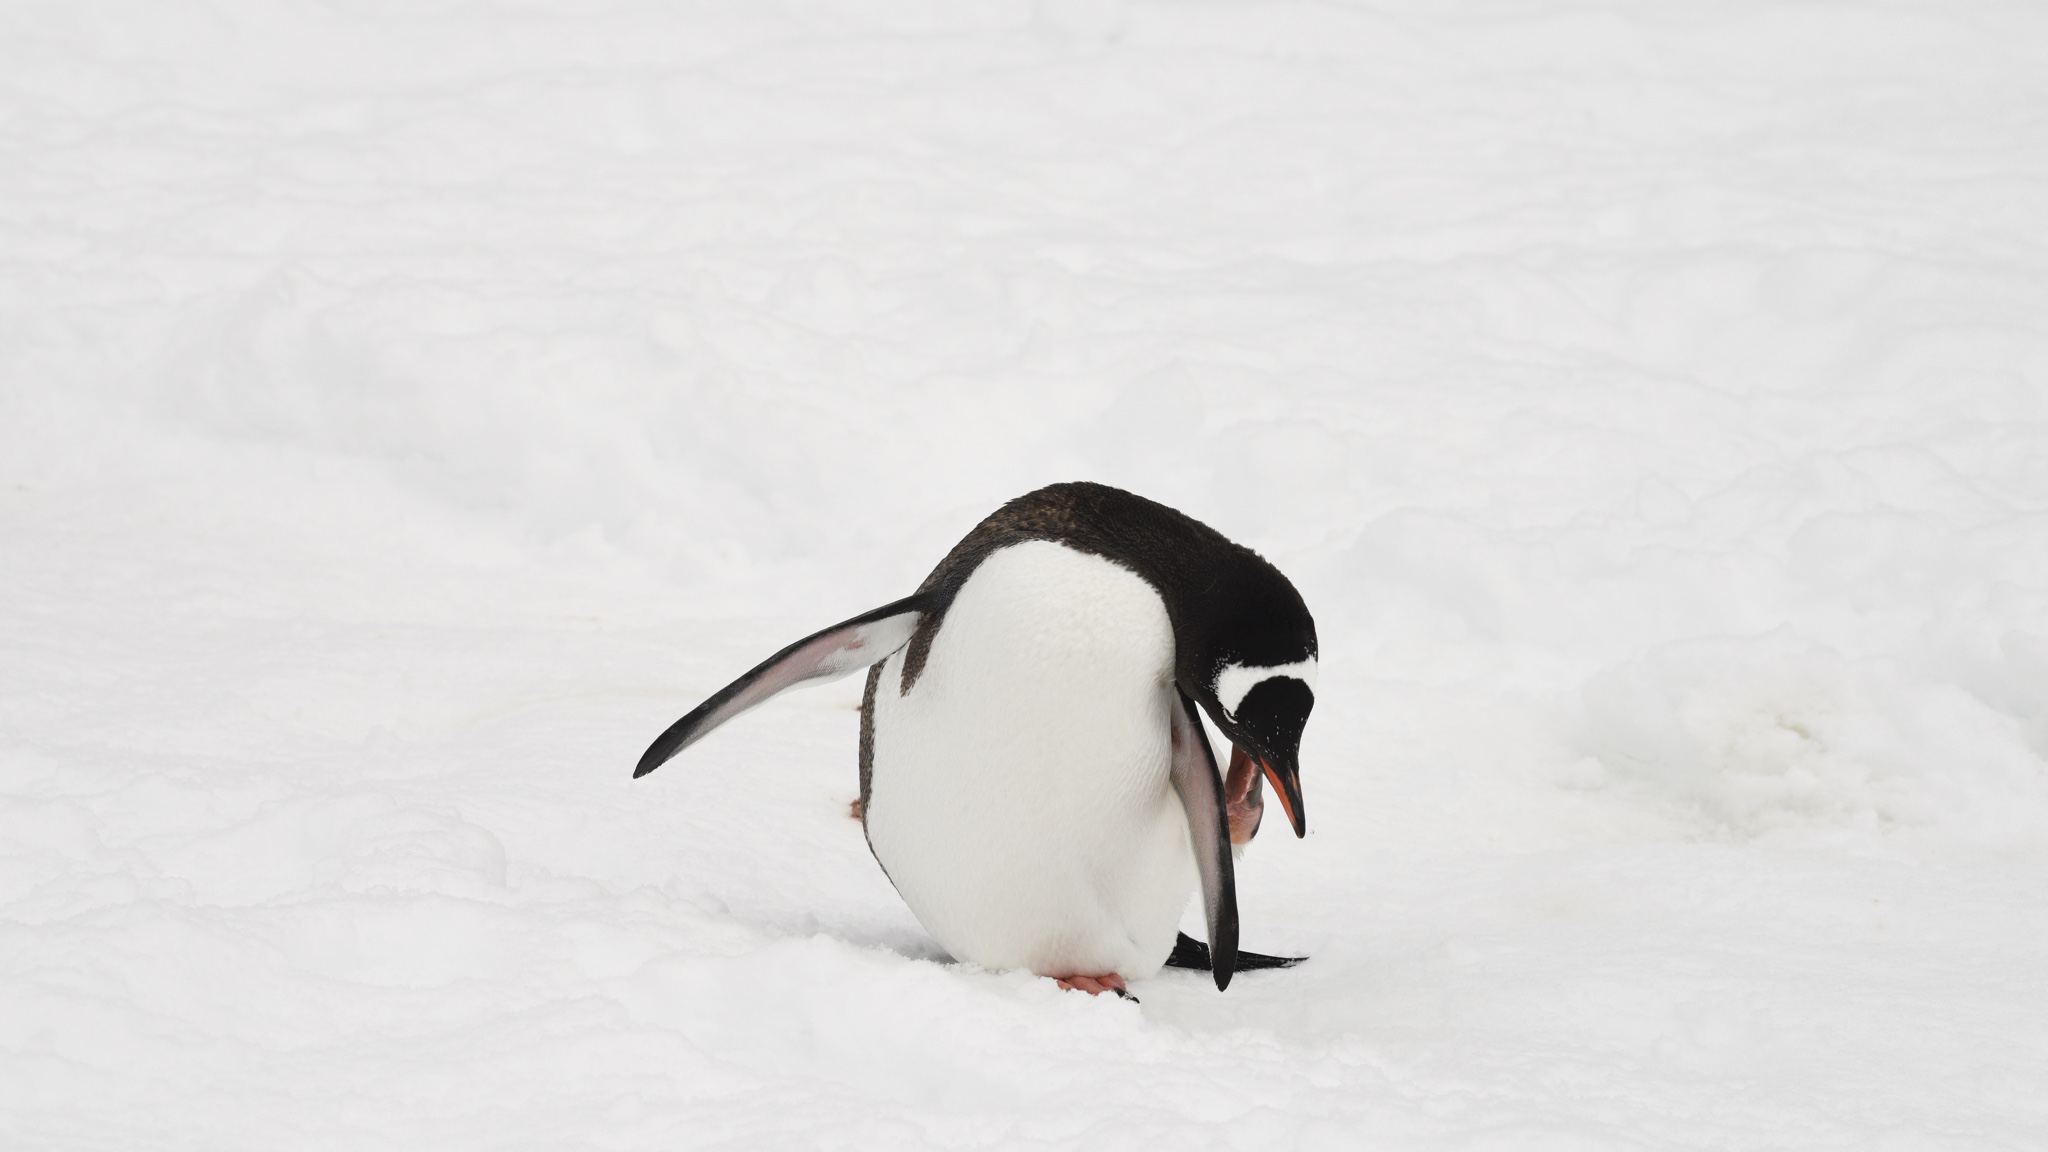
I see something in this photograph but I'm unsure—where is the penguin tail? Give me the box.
[1165,932,1305,972]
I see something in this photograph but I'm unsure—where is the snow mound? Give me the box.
[1577,631,2048,845]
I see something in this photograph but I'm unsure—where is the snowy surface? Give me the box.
[6,2,2048,1148]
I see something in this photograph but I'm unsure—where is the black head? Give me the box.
[1170,549,1318,837]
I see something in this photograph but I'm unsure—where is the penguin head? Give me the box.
[1177,559,1317,838]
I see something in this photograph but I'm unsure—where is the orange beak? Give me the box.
[1259,753,1306,838]
[1226,744,1306,840]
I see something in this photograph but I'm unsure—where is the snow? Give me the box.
[5,1,2048,1147]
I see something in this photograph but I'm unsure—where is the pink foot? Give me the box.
[1053,973,1129,997]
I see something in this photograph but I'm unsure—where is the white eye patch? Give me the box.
[1213,658,1318,717]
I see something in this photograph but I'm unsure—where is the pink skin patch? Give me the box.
[1053,973,1128,996]
[1224,745,1266,845]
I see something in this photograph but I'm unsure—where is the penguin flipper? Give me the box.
[1164,932,1305,972]
[1169,686,1239,990]
[635,594,928,778]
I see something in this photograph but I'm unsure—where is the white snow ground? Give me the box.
[5,2,2048,1147]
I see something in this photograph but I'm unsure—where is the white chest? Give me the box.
[862,539,1196,978]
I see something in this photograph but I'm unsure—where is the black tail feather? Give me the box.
[1165,931,1305,972]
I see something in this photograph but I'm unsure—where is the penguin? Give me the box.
[635,482,1316,995]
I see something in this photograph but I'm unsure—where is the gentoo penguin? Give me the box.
[635,482,1316,994]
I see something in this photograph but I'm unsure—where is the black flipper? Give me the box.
[1169,686,1238,990]
[1165,932,1305,972]
[635,595,928,778]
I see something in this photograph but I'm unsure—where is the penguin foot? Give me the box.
[848,798,863,820]
[1164,932,1306,972]
[1053,973,1130,998]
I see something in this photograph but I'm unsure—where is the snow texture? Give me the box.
[5,2,2048,1148]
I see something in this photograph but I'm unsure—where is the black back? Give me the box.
[903,482,1313,689]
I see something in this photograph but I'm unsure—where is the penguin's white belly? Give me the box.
[864,539,1196,979]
